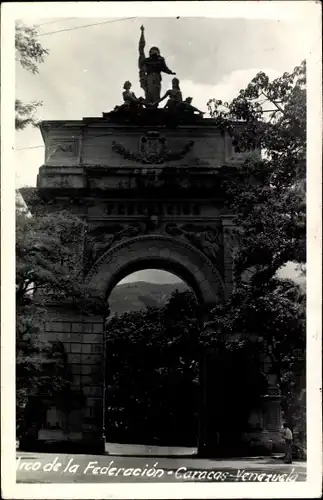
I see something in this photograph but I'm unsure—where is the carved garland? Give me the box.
[112,140,195,164]
[223,227,241,253]
[164,222,223,269]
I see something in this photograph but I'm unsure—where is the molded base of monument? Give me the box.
[241,430,284,455]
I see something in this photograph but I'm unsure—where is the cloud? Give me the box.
[277,262,306,288]
[178,67,282,112]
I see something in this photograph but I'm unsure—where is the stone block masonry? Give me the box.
[38,308,105,452]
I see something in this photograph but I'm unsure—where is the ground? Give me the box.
[16,443,306,483]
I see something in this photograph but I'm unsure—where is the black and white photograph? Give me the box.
[1,1,322,498]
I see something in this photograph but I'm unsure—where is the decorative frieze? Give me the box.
[45,139,79,164]
[164,222,223,270]
[102,200,201,216]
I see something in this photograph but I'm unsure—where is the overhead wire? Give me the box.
[15,145,44,151]
[17,16,184,153]
[17,17,137,153]
[38,17,137,36]
[16,132,120,151]
[37,18,77,27]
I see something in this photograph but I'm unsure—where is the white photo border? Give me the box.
[1,2,322,498]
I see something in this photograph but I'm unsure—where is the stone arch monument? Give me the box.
[22,26,281,455]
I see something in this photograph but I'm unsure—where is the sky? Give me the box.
[15,14,310,285]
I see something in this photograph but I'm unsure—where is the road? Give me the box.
[16,451,306,483]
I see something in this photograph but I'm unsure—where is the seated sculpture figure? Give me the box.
[182,96,204,115]
[155,79,204,117]
[122,81,145,109]
[155,77,183,110]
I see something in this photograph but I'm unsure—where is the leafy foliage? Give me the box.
[17,210,84,304]
[16,204,105,420]
[16,22,49,74]
[15,21,49,130]
[15,98,43,131]
[16,206,106,314]
[104,290,268,446]
[105,290,200,445]
[207,62,306,441]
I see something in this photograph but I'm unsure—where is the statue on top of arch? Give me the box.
[105,26,204,125]
[138,25,176,106]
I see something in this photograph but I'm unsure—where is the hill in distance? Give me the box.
[108,280,188,315]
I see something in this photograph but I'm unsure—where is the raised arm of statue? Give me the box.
[138,25,147,92]
[138,25,146,63]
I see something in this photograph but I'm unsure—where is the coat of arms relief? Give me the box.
[112,131,194,164]
[139,131,166,162]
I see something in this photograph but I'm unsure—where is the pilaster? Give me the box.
[221,215,238,298]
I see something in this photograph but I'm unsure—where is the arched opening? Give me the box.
[85,234,225,455]
[104,268,201,455]
[103,257,205,306]
[86,234,225,308]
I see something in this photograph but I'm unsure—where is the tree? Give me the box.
[15,21,48,130]
[104,287,269,450]
[16,198,105,435]
[206,61,306,447]
[105,290,200,446]
[207,61,305,278]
